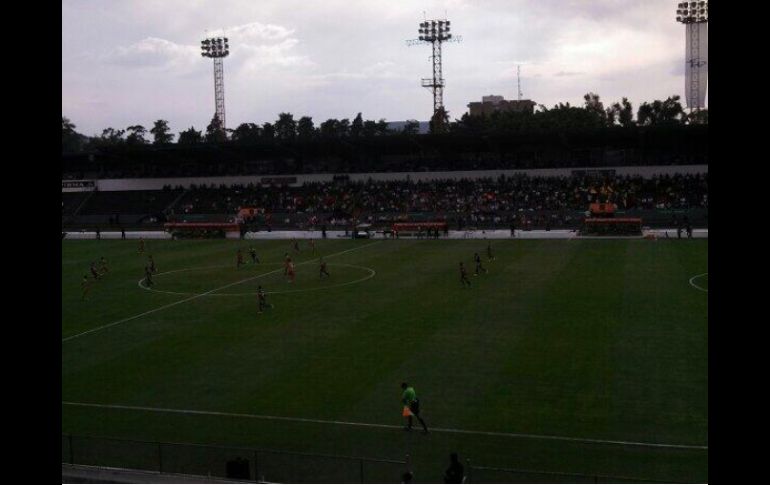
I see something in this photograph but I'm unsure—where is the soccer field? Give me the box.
[62,238,708,483]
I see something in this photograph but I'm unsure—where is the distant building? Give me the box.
[468,96,536,117]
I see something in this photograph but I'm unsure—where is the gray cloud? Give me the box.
[63,0,701,136]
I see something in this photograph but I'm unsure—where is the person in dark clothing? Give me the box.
[443,453,464,484]
[473,253,488,276]
[144,266,153,287]
[459,262,471,287]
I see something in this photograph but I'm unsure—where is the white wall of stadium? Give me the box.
[62,165,708,193]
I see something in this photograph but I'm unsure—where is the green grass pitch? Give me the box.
[62,238,708,483]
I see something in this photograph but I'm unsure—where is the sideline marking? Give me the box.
[688,272,708,292]
[136,263,376,296]
[63,241,381,343]
[61,401,708,451]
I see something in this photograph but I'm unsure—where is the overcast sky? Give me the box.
[62,0,698,137]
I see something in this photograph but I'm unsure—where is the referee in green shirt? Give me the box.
[401,382,429,433]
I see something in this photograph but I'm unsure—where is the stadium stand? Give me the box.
[63,173,707,231]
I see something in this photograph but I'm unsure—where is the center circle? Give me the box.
[137,263,376,297]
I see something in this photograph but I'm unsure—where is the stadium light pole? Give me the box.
[676,1,708,113]
[407,19,462,121]
[201,35,230,130]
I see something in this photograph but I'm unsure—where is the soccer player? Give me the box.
[138,238,145,253]
[287,260,296,283]
[99,256,109,275]
[90,261,101,280]
[443,453,465,484]
[473,252,488,276]
[401,382,428,434]
[81,275,91,300]
[148,255,157,274]
[319,258,330,278]
[284,253,291,275]
[486,241,495,262]
[292,238,300,253]
[257,285,272,313]
[249,247,259,264]
[144,265,154,287]
[459,262,471,287]
[236,249,244,269]
[309,239,316,254]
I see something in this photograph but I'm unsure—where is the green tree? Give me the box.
[297,116,315,140]
[616,97,634,127]
[150,119,174,145]
[231,123,262,143]
[62,116,86,152]
[350,112,364,138]
[98,127,126,145]
[126,125,148,145]
[337,118,350,137]
[319,119,338,138]
[362,120,378,138]
[429,107,450,134]
[637,95,685,126]
[376,119,390,136]
[275,112,297,140]
[262,122,275,140]
[178,126,203,145]
[583,92,608,126]
[205,115,227,143]
[687,109,708,125]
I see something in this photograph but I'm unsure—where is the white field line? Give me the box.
[136,263,376,297]
[61,401,707,451]
[62,241,381,343]
[689,272,708,292]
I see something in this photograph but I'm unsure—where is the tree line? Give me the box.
[62,93,707,153]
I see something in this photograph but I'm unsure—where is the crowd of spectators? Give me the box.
[169,173,707,217]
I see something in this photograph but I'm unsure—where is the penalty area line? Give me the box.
[61,401,707,451]
[63,241,381,343]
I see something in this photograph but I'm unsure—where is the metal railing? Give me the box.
[62,434,407,483]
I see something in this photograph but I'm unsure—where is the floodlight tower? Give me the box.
[676,1,708,112]
[200,35,230,129]
[407,19,461,118]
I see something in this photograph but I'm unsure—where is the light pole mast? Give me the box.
[676,1,708,113]
[201,35,230,129]
[407,19,462,122]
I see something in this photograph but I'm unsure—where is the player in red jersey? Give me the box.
[309,238,316,254]
[90,261,101,280]
[284,253,291,275]
[287,261,296,283]
[99,256,109,275]
[138,238,145,253]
